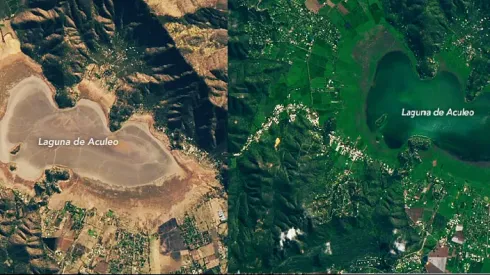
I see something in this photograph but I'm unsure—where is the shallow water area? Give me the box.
[0,76,184,186]
[366,51,490,161]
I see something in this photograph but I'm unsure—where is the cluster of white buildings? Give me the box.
[235,103,320,157]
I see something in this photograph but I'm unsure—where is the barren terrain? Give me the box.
[0,77,185,187]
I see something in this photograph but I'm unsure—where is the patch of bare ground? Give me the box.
[147,0,227,17]
[326,0,336,8]
[191,45,228,110]
[0,23,226,271]
[0,23,49,119]
[0,54,54,115]
[0,162,35,196]
[164,23,228,110]
[305,0,325,14]
[0,20,20,60]
[156,0,228,111]
[77,79,116,118]
[1,77,185,186]
[47,148,222,231]
[129,112,173,147]
[0,65,223,231]
[0,26,54,198]
[157,253,183,274]
[0,58,224,233]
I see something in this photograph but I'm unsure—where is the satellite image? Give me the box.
[1,0,490,274]
[0,0,227,274]
[229,0,490,273]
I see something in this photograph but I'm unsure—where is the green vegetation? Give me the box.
[38,193,153,274]
[34,167,69,198]
[229,106,418,272]
[382,0,490,99]
[44,167,69,182]
[179,214,212,249]
[54,89,77,108]
[0,186,59,273]
[8,144,20,155]
[229,0,490,273]
[175,261,204,274]
[110,230,149,273]
[105,209,115,218]
[228,0,340,154]
[88,228,97,238]
[407,136,431,151]
[63,201,87,231]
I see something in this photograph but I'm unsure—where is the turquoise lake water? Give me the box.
[366,51,490,161]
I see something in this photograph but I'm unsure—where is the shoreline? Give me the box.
[335,22,490,182]
[0,76,186,187]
